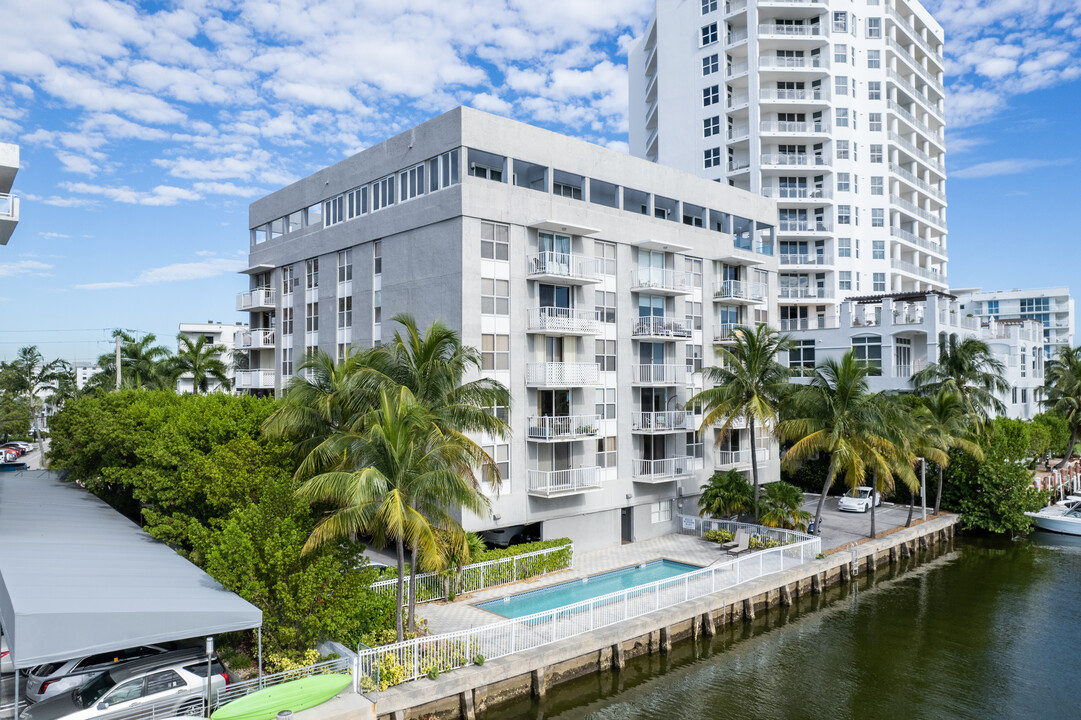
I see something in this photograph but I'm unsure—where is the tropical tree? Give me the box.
[2,346,69,458]
[295,387,491,642]
[698,470,755,520]
[91,331,173,390]
[1043,345,1081,468]
[757,481,812,531]
[918,391,985,513]
[690,324,791,520]
[912,335,1009,429]
[171,334,232,393]
[861,394,920,538]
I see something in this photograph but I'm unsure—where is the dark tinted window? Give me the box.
[35,662,65,676]
[184,659,226,678]
[146,670,184,695]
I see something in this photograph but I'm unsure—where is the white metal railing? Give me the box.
[886,70,944,121]
[728,159,751,172]
[633,456,695,479]
[714,324,739,342]
[527,467,603,496]
[758,87,829,102]
[78,697,208,720]
[779,252,832,265]
[235,287,276,311]
[891,194,946,229]
[887,37,943,91]
[218,658,353,708]
[526,252,601,282]
[727,27,748,44]
[778,219,833,233]
[887,100,945,146]
[235,370,275,389]
[527,415,600,440]
[369,543,574,603]
[758,55,828,70]
[894,364,912,378]
[631,411,694,433]
[780,316,839,331]
[356,524,819,688]
[891,258,946,283]
[727,59,749,76]
[779,286,833,299]
[760,153,829,167]
[631,364,689,385]
[0,193,16,219]
[890,225,943,254]
[886,5,942,65]
[525,362,599,387]
[889,161,946,201]
[714,280,768,302]
[527,307,601,334]
[759,120,828,134]
[715,447,771,467]
[630,269,695,294]
[239,328,275,349]
[632,316,692,338]
[758,23,824,37]
[760,186,832,200]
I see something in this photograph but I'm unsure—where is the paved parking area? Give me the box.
[804,493,919,551]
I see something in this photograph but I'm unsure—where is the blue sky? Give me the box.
[0,0,1078,363]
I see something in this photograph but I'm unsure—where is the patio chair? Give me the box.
[721,529,749,554]
[726,530,752,557]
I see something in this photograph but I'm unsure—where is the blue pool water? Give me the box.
[478,560,701,619]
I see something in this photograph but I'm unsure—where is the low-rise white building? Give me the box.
[784,290,1044,419]
[176,321,247,394]
[960,287,1074,363]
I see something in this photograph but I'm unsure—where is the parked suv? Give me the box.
[26,645,173,703]
[19,648,229,720]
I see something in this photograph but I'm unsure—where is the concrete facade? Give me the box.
[0,142,20,246]
[176,321,247,394]
[239,106,782,551]
[628,0,948,333]
[960,287,1075,363]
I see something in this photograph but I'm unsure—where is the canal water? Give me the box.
[494,532,1081,720]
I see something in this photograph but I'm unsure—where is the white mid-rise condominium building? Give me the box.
[176,321,247,394]
[1,142,20,245]
[628,0,948,334]
[960,287,1075,362]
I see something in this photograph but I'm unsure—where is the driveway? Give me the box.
[804,493,923,551]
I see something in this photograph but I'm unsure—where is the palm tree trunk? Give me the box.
[934,464,944,515]
[812,457,836,536]
[1053,427,1078,469]
[749,422,760,522]
[407,543,419,634]
[906,481,915,528]
[869,472,877,539]
[394,538,405,643]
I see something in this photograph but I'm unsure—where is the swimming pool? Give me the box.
[477,559,700,618]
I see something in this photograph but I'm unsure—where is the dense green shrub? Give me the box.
[703,529,735,544]
[780,455,838,495]
[374,538,574,583]
[1033,413,1072,458]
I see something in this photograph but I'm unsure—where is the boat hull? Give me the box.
[211,674,352,720]
[1027,513,1081,536]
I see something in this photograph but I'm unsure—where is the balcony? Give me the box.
[780,316,839,331]
[631,411,695,434]
[725,0,747,15]
[761,186,832,201]
[886,69,944,121]
[728,91,750,108]
[779,286,834,300]
[631,364,690,386]
[887,37,943,91]
[885,5,943,68]
[888,161,946,202]
[760,153,829,169]
[758,55,829,71]
[727,159,751,173]
[888,131,945,175]
[887,100,945,149]
[759,120,829,135]
[727,59,749,77]
[525,362,599,388]
[631,316,692,340]
[527,307,601,336]
[758,88,829,103]
[235,370,275,390]
[890,194,946,229]
[714,324,741,343]
[891,259,946,284]
[236,287,276,311]
[0,193,18,246]
[713,280,768,304]
[890,226,944,256]
[526,415,600,442]
[526,466,603,497]
[757,23,825,38]
[715,446,770,469]
[633,456,695,483]
[630,269,696,296]
[777,219,832,234]
[726,27,748,45]
[526,252,601,284]
[779,252,832,266]
[239,328,275,350]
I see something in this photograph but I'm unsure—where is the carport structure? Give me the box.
[0,471,261,715]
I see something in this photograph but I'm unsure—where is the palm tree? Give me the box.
[912,335,1009,429]
[918,391,985,513]
[698,470,755,520]
[170,334,232,393]
[1043,345,1081,468]
[93,331,173,390]
[860,394,919,539]
[778,352,882,536]
[758,481,812,531]
[296,387,491,642]
[4,346,68,459]
[690,324,791,520]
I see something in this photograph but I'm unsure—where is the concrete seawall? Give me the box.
[321,514,957,720]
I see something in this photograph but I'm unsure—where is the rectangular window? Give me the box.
[428,149,460,191]
[873,239,885,258]
[833,11,848,32]
[373,240,382,275]
[481,222,510,260]
[840,271,852,290]
[337,249,352,283]
[702,53,719,75]
[371,175,395,211]
[869,112,883,131]
[595,388,616,420]
[305,302,319,332]
[867,17,882,38]
[287,211,303,233]
[651,500,673,524]
[337,296,352,328]
[595,339,617,371]
[482,443,509,482]
[835,76,849,96]
[481,334,509,370]
[868,81,882,100]
[703,84,720,106]
[687,258,704,287]
[686,300,703,330]
[282,265,295,295]
[838,237,852,257]
[702,0,717,12]
[373,289,381,325]
[306,202,322,227]
[852,336,883,374]
[789,338,816,373]
[986,300,1000,317]
[305,258,319,289]
[834,44,847,64]
[701,22,718,45]
[836,108,849,127]
[281,347,293,377]
[872,209,885,227]
[594,241,617,276]
[836,140,850,160]
[686,343,703,373]
[837,172,851,192]
[838,205,851,225]
[595,290,616,323]
[869,143,883,163]
[597,436,617,468]
[703,115,721,137]
[480,278,510,315]
[399,164,426,202]
[281,306,293,335]
[704,147,721,168]
[873,272,886,291]
[867,49,881,68]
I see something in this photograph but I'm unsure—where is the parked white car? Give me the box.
[26,645,171,703]
[837,486,882,513]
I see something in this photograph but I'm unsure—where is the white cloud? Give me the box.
[76,256,246,290]
[61,181,202,206]
[38,231,69,239]
[192,181,264,197]
[952,158,1073,179]
[0,259,53,278]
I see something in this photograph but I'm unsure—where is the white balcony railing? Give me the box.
[235,370,275,389]
[728,158,751,173]
[778,219,832,233]
[630,269,696,294]
[714,280,768,302]
[631,364,689,385]
[780,316,839,331]
[758,88,829,102]
[891,259,946,283]
[779,252,832,265]
[236,287,276,311]
[0,193,17,219]
[633,456,695,480]
[758,55,828,70]
[728,91,750,107]
[714,324,740,343]
[715,446,770,467]
[779,286,834,299]
[760,153,829,167]
[760,186,832,200]
[631,411,695,433]
[727,27,748,44]
[527,415,600,441]
[525,362,600,387]
[239,328,275,349]
[527,467,603,497]
[526,252,601,283]
[890,225,943,255]
[889,161,946,201]
[727,59,749,76]
[526,307,601,335]
[891,194,947,229]
[887,100,945,146]
[632,316,692,339]
[759,120,829,134]
[757,23,824,37]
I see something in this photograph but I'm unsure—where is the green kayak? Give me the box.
[211,674,352,720]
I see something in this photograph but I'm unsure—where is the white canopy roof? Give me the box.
[0,471,261,669]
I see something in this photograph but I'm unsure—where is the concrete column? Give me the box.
[612,643,626,671]
[743,598,755,621]
[889,546,898,564]
[811,572,822,594]
[780,584,792,607]
[532,667,546,698]
[866,554,877,574]
[460,690,476,720]
[692,615,701,639]
[660,626,672,654]
[702,611,716,636]
[839,563,850,584]
[473,686,488,716]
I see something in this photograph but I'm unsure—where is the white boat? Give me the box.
[1027,502,1081,535]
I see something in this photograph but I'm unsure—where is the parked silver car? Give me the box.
[26,646,171,703]
[19,649,229,720]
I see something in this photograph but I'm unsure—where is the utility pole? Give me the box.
[115,332,121,390]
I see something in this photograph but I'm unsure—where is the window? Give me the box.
[594,241,616,275]
[429,149,460,191]
[686,343,703,373]
[371,175,395,211]
[701,22,718,45]
[483,443,509,481]
[553,177,582,199]
[1012,387,1018,404]
[687,431,703,459]
[836,140,850,160]
[703,84,720,106]
[373,289,382,325]
[702,0,717,12]
[595,388,616,419]
[1020,297,1050,313]
[834,76,849,97]
[867,17,882,38]
[704,147,721,168]
[686,257,704,287]
[833,11,848,32]
[595,339,617,371]
[873,272,886,291]
[470,159,503,181]
[834,44,847,64]
[986,300,1000,317]
[867,145,883,165]
[145,671,184,696]
[481,222,510,260]
[867,49,881,68]
[651,500,673,524]
[288,211,303,233]
[372,240,382,275]
[481,278,509,315]
[597,436,617,468]
[836,108,849,128]
[305,302,319,332]
[789,338,816,373]
[1022,388,1028,404]
[836,238,852,259]
[704,115,721,137]
[337,296,352,328]
[483,402,508,424]
[281,306,293,335]
[837,172,851,192]
[337,249,352,283]
[839,271,852,290]
[399,163,426,201]
[866,178,882,199]
[852,336,882,374]
[481,334,509,370]
[306,202,322,227]
[872,209,885,227]
[104,679,145,707]
[323,195,344,227]
[869,112,883,131]
[305,258,319,289]
[270,217,284,239]
[868,81,882,101]
[595,290,616,323]
[282,265,295,295]
[873,239,885,258]
[686,301,703,330]
[281,347,293,377]
[702,53,719,75]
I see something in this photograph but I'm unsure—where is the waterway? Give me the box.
[494,532,1081,720]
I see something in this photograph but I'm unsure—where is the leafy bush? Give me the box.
[703,529,735,544]
[749,536,782,550]
[264,649,323,674]
[780,455,835,495]
[1033,413,1072,457]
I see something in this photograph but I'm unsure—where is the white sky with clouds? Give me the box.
[0,0,1079,361]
